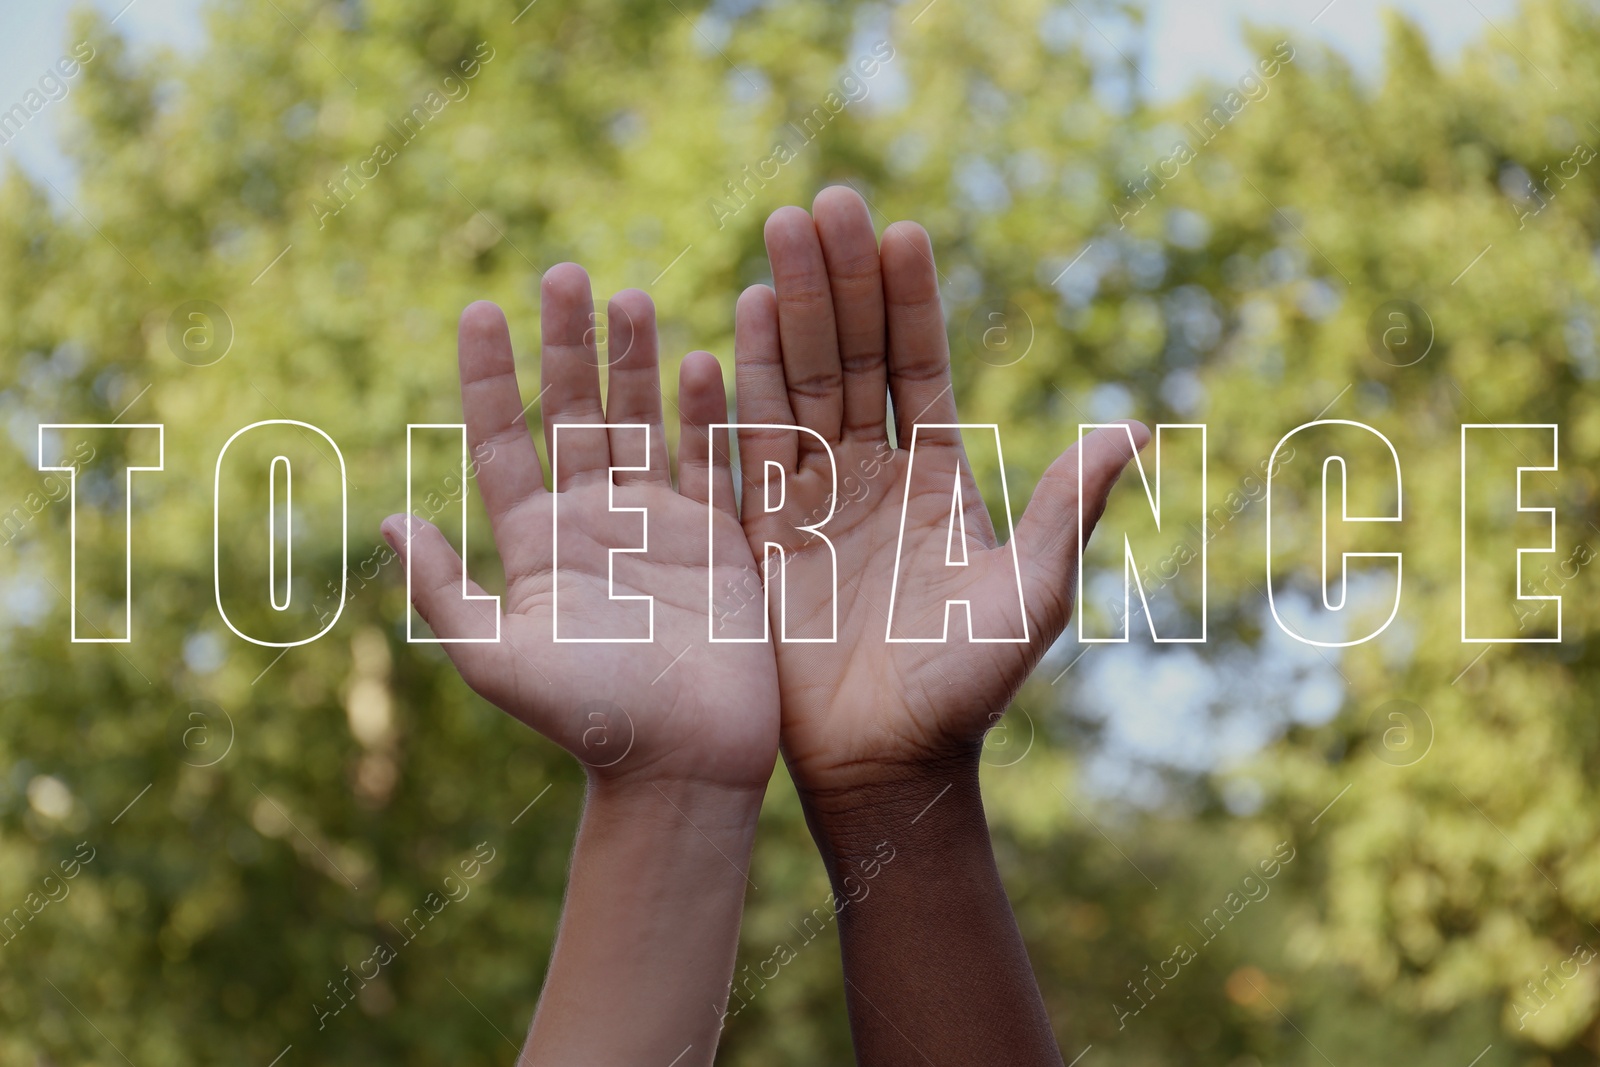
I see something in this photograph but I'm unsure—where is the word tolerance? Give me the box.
[34,417,1563,649]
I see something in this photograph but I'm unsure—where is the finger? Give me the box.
[676,351,738,522]
[764,206,844,445]
[733,283,799,475]
[456,302,546,567]
[381,515,500,675]
[602,289,670,486]
[880,223,990,540]
[812,186,888,442]
[882,221,958,443]
[1014,421,1149,634]
[539,263,610,489]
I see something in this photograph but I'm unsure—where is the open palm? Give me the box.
[388,268,778,790]
[732,189,1145,791]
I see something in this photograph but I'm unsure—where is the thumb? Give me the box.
[1013,421,1149,633]
[381,514,503,656]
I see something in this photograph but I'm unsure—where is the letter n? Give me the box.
[1077,424,1207,642]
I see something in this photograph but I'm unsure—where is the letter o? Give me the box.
[214,420,347,647]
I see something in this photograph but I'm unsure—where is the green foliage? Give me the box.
[3,0,1600,1063]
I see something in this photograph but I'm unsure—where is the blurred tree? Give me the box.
[2,0,1599,1064]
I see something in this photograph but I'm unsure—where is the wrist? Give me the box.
[793,749,988,873]
[584,774,766,844]
[529,774,764,1066]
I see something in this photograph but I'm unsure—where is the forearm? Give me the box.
[800,753,1064,1067]
[522,776,763,1067]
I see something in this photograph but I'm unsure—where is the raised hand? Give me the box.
[733,187,1144,794]
[732,188,1145,1067]
[385,265,778,791]
[383,265,778,1067]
